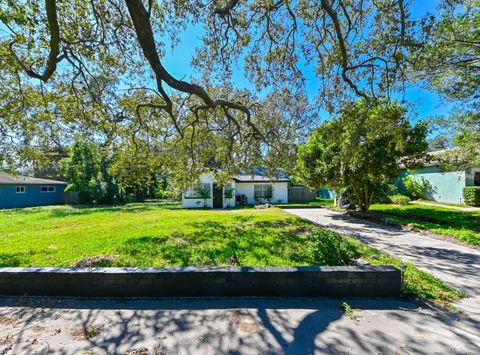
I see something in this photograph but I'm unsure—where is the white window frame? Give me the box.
[16,186,26,194]
[184,183,211,199]
[254,184,273,198]
[41,186,56,193]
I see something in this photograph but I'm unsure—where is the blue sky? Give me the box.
[161,1,453,123]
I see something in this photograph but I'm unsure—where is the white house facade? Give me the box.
[182,170,290,208]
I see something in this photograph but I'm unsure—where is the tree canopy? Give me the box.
[0,0,477,183]
[296,100,428,212]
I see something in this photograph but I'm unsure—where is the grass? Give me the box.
[0,202,316,267]
[415,199,474,208]
[0,202,463,306]
[277,197,334,208]
[343,236,464,307]
[369,203,480,247]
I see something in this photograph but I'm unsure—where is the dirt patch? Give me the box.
[228,255,239,265]
[71,324,104,340]
[230,310,263,334]
[74,255,117,267]
[31,325,47,333]
[0,316,18,327]
[125,348,150,355]
[0,334,14,345]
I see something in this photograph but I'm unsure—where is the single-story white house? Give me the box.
[182,169,290,208]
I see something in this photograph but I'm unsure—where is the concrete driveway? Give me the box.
[0,297,479,354]
[284,208,480,318]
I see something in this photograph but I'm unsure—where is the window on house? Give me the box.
[184,183,210,198]
[254,184,272,198]
[474,172,480,187]
[41,186,56,193]
[16,186,25,193]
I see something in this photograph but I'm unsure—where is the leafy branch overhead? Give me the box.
[2,0,418,125]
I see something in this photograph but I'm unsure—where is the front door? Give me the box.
[212,183,223,208]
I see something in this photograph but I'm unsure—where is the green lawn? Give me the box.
[370,203,480,247]
[0,202,462,306]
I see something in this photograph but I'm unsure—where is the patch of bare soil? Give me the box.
[0,334,14,346]
[31,325,47,333]
[71,324,104,340]
[0,316,18,327]
[230,310,263,334]
[74,255,117,267]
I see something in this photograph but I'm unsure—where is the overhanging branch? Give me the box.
[9,0,62,82]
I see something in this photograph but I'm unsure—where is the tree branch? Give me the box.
[9,0,61,82]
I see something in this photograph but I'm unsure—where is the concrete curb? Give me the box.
[0,266,401,298]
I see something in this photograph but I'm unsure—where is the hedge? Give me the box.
[389,194,411,205]
[463,186,480,207]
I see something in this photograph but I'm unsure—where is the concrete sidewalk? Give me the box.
[0,297,479,354]
[284,208,480,318]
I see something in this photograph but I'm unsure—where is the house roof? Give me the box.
[233,168,290,182]
[0,172,68,185]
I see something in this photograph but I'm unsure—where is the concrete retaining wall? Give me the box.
[0,266,401,298]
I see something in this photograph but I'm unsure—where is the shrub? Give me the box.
[308,229,360,265]
[372,181,398,203]
[402,175,430,200]
[463,187,480,206]
[389,194,411,205]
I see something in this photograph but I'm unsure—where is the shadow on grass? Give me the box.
[1,201,182,218]
[375,206,480,232]
[0,250,52,267]
[117,220,315,267]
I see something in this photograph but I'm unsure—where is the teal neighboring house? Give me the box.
[397,151,480,204]
[0,172,68,209]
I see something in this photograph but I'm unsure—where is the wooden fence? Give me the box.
[63,191,79,205]
[288,187,317,202]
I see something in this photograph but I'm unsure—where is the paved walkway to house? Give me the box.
[0,297,479,354]
[411,200,480,212]
[284,208,480,318]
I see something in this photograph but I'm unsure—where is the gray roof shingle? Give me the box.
[233,168,290,182]
[0,172,67,185]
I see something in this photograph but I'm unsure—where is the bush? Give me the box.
[308,229,360,265]
[389,194,411,205]
[372,181,398,203]
[463,187,480,206]
[402,175,430,200]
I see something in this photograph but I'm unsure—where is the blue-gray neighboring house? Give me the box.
[0,172,68,209]
[396,150,480,204]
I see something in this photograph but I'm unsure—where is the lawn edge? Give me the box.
[345,209,480,250]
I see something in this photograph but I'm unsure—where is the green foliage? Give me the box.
[224,188,235,199]
[297,99,428,212]
[344,236,464,307]
[0,203,463,306]
[224,187,235,207]
[414,0,479,108]
[389,194,411,205]
[341,302,356,320]
[308,229,360,265]
[370,203,480,247]
[463,187,480,207]
[60,141,117,204]
[415,1,480,168]
[197,188,211,207]
[402,175,431,200]
[59,139,172,204]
